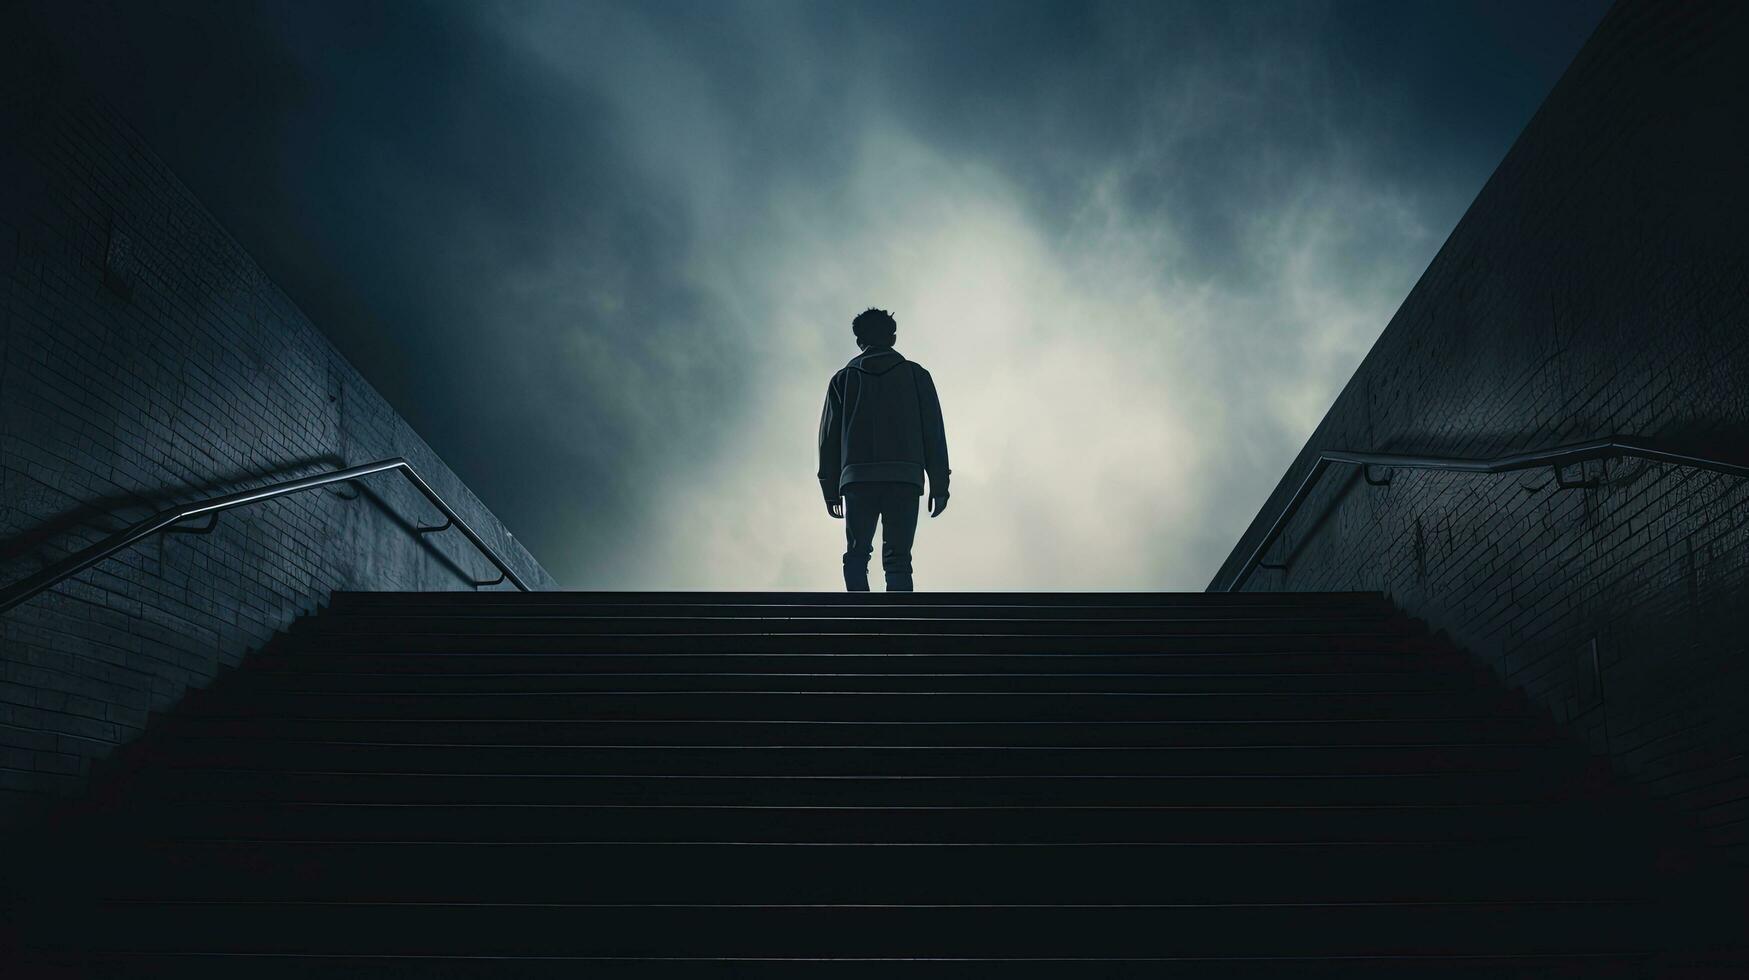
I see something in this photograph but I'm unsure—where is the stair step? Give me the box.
[326,591,1393,610]
[24,900,1683,958]
[253,650,1477,675]
[128,740,1578,777]
[76,800,1629,844]
[180,689,1531,722]
[220,669,1484,694]
[115,769,1611,806]
[289,633,1443,654]
[300,615,1413,637]
[154,715,1558,747]
[318,604,1405,622]
[6,952,1669,980]
[29,840,1672,904]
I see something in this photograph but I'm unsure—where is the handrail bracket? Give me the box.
[1553,462,1600,490]
[164,514,220,535]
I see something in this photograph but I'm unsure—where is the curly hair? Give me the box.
[851,307,897,348]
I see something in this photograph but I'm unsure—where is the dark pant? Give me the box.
[842,482,922,592]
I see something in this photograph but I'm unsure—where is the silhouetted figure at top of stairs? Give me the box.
[4,591,1746,977]
[817,307,951,593]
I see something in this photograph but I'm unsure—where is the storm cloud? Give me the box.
[24,0,1608,589]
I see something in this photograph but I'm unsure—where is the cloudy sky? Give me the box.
[27,0,1608,590]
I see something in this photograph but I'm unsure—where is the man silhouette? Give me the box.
[817,308,950,592]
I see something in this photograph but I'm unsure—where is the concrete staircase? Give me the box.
[5,591,1744,976]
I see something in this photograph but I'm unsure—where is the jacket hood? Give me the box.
[846,347,906,376]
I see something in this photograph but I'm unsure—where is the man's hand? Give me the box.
[928,495,948,518]
[827,499,844,519]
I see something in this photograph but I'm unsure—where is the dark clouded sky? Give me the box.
[24,0,1610,589]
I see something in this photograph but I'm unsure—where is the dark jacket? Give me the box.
[817,346,950,502]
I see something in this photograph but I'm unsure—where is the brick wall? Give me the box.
[1212,0,1749,857]
[0,30,555,825]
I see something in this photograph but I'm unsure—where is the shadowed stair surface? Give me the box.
[4,591,1746,978]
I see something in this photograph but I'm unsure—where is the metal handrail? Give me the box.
[1224,436,1749,592]
[0,457,531,614]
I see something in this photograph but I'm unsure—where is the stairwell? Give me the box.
[4,591,1744,976]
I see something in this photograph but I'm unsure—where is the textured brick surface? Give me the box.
[0,34,554,825]
[1214,0,1749,857]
